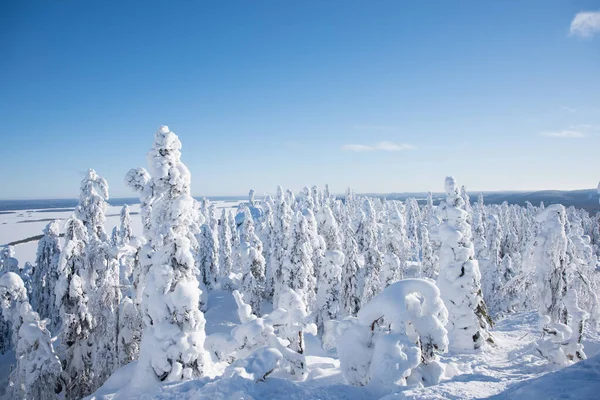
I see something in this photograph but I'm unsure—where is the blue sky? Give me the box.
[1,1,599,199]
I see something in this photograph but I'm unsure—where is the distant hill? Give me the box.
[364,189,600,213]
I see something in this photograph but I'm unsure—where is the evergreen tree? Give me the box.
[0,272,63,400]
[134,126,209,383]
[436,177,492,352]
[31,220,62,331]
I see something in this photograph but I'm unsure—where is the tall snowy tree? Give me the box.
[75,169,109,242]
[316,250,344,334]
[219,208,234,283]
[436,177,492,352]
[281,211,316,311]
[271,186,293,304]
[0,272,63,400]
[31,220,62,331]
[55,217,94,400]
[238,208,266,315]
[532,205,586,364]
[134,126,210,383]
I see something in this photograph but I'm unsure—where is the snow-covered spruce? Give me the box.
[55,216,94,400]
[436,177,493,352]
[315,250,344,334]
[238,207,266,315]
[134,126,210,383]
[335,278,448,391]
[31,220,62,331]
[532,204,586,365]
[0,272,63,400]
[75,168,109,242]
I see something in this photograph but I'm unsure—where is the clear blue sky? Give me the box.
[1,1,599,199]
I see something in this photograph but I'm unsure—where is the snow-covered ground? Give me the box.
[85,290,600,400]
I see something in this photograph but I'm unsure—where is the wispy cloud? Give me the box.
[539,130,586,138]
[342,141,416,152]
[561,106,576,113]
[569,11,600,38]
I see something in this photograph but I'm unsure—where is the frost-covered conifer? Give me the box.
[272,186,293,303]
[317,205,342,251]
[134,126,209,383]
[436,177,492,352]
[219,208,234,282]
[31,220,62,331]
[472,194,487,260]
[421,225,438,279]
[117,296,142,366]
[55,217,94,400]
[125,167,153,237]
[341,221,362,316]
[405,198,422,260]
[281,211,316,310]
[198,221,220,290]
[533,206,588,365]
[75,168,109,242]
[117,204,133,246]
[336,279,448,390]
[0,272,63,400]
[358,201,384,306]
[239,208,266,315]
[316,250,344,334]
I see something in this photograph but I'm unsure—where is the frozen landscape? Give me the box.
[4,2,600,399]
[0,125,599,400]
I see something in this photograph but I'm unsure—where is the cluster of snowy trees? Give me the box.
[1,125,599,398]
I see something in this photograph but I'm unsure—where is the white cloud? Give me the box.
[561,106,576,113]
[539,130,586,138]
[569,11,600,37]
[342,141,416,152]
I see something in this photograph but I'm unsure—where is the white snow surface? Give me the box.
[83,291,600,400]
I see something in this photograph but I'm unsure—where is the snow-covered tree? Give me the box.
[357,202,384,306]
[125,167,153,237]
[239,208,266,315]
[436,177,492,352]
[117,204,133,246]
[336,279,448,390]
[198,221,220,290]
[75,168,109,242]
[117,296,142,367]
[316,250,344,334]
[280,211,316,310]
[532,205,586,365]
[31,220,62,331]
[134,126,210,383]
[421,224,438,279]
[0,272,63,400]
[219,208,234,283]
[55,217,94,400]
[341,221,362,316]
